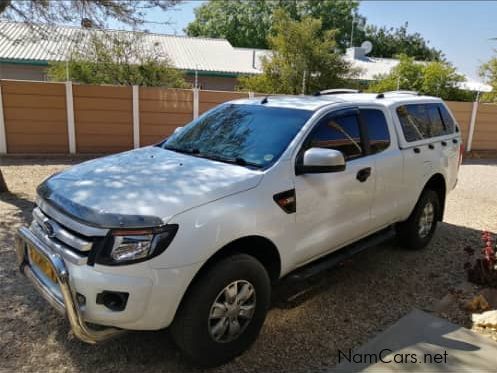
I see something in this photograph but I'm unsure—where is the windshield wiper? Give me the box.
[198,153,262,168]
[163,145,200,155]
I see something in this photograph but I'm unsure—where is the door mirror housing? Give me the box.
[297,148,346,174]
[173,126,184,135]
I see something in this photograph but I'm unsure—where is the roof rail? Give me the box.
[376,90,420,99]
[314,89,361,96]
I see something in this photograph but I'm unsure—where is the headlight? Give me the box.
[96,224,178,265]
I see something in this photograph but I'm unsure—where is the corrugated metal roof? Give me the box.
[344,55,400,81]
[0,21,263,75]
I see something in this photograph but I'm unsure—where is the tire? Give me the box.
[396,189,440,250]
[170,254,271,367]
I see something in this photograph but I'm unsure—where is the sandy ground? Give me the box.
[0,157,496,373]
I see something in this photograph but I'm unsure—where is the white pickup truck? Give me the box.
[16,90,462,366]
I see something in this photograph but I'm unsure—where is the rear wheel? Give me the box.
[170,254,271,367]
[396,189,440,250]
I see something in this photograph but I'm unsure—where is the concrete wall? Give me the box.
[0,80,252,154]
[0,80,495,155]
[139,87,193,146]
[73,85,133,153]
[2,80,68,153]
[445,101,473,143]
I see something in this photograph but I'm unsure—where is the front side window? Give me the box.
[307,112,363,160]
[163,104,312,168]
[361,109,390,154]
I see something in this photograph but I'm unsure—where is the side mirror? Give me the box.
[173,126,184,135]
[297,148,346,174]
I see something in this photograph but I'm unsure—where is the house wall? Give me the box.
[0,63,47,81]
[185,75,239,91]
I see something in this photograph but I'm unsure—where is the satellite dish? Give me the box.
[361,41,373,55]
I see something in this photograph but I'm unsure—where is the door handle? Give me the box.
[441,141,447,146]
[356,167,372,182]
[452,139,458,144]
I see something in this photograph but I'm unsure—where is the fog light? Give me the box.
[96,291,129,311]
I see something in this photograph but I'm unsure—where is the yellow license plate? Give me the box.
[28,245,58,283]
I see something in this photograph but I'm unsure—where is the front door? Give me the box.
[293,109,375,265]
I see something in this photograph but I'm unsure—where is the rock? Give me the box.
[466,294,490,313]
[480,288,497,309]
[472,310,497,329]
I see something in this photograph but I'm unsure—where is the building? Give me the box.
[0,21,489,92]
[0,21,269,91]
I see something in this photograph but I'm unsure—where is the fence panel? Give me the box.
[445,101,473,144]
[2,80,68,153]
[73,84,133,153]
[472,103,497,150]
[199,90,249,115]
[1,79,496,154]
[139,88,193,146]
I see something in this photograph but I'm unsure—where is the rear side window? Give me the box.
[308,112,363,160]
[361,109,390,153]
[396,104,430,142]
[438,104,455,133]
[427,105,446,137]
[396,103,454,142]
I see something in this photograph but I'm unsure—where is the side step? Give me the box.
[286,227,396,282]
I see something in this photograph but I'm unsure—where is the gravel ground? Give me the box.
[0,157,496,373]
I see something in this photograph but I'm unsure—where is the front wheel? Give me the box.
[396,189,440,250]
[170,254,271,367]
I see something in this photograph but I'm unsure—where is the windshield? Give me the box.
[162,104,312,168]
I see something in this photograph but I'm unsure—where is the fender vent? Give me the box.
[273,189,296,214]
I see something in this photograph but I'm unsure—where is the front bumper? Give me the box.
[16,226,124,344]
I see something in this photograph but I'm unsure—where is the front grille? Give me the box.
[32,207,94,255]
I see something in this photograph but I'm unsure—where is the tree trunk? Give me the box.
[0,169,8,193]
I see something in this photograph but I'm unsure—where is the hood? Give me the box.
[38,146,263,228]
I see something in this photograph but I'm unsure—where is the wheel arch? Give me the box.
[421,173,447,221]
[200,235,281,283]
[172,235,281,321]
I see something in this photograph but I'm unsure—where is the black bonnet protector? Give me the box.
[37,181,164,229]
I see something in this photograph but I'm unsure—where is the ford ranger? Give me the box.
[15,90,462,366]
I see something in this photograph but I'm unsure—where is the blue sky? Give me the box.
[112,0,497,82]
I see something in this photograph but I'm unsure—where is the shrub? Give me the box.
[465,231,497,287]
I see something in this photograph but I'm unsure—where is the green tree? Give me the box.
[186,0,360,50]
[186,0,441,61]
[479,56,497,102]
[238,10,355,94]
[47,32,188,87]
[368,54,471,101]
[363,23,443,61]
